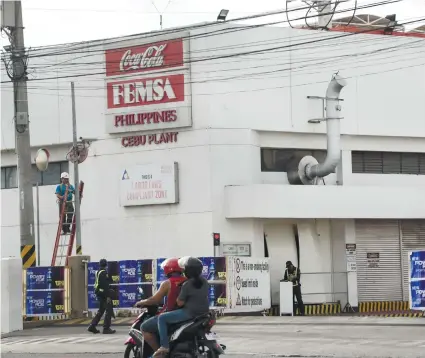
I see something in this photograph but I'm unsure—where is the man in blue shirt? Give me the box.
[55,172,75,234]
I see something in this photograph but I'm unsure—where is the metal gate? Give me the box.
[356,220,403,301]
[401,220,425,300]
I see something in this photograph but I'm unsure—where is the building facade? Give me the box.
[1,22,425,309]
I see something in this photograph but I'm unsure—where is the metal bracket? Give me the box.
[16,112,29,126]
[306,96,344,124]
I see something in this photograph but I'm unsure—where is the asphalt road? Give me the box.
[2,316,425,358]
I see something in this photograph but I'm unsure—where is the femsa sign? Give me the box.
[104,36,192,135]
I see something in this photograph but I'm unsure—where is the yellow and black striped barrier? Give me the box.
[76,245,82,255]
[266,303,341,316]
[359,301,409,313]
[21,245,36,268]
[360,312,424,318]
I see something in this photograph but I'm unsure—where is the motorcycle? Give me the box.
[124,287,226,358]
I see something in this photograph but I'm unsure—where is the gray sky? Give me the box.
[13,0,425,47]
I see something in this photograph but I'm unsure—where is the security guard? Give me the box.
[283,261,305,316]
[88,259,116,334]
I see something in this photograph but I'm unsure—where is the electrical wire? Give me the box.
[3,16,421,85]
[13,0,401,61]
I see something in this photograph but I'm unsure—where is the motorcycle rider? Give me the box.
[137,258,187,353]
[88,259,116,334]
[151,256,210,357]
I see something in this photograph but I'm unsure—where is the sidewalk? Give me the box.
[218,315,425,326]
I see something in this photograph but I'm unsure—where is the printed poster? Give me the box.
[26,290,65,315]
[26,266,65,290]
[410,280,425,310]
[410,251,425,280]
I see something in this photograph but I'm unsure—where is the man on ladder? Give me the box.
[88,259,116,334]
[55,172,74,234]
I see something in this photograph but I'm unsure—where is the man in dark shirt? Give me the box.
[88,259,116,334]
[283,261,305,316]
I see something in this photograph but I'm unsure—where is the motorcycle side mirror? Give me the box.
[138,287,144,295]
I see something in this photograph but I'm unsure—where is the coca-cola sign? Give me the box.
[105,38,183,77]
[107,74,185,109]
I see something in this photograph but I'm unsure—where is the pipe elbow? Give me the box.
[326,74,347,100]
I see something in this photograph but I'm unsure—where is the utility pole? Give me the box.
[2,0,36,267]
[71,82,82,255]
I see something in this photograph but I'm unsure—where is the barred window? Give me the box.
[352,151,425,175]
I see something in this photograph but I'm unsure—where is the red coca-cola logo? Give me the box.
[105,38,184,77]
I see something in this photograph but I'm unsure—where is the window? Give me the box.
[352,151,425,175]
[261,148,327,172]
[2,167,18,189]
[1,161,69,189]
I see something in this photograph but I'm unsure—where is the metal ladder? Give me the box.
[51,181,84,266]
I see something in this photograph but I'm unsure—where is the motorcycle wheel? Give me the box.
[124,344,140,358]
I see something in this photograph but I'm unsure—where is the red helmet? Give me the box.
[161,258,183,277]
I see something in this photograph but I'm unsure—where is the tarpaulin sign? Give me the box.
[410,280,425,310]
[26,267,65,290]
[410,251,425,280]
[119,260,153,284]
[200,257,226,281]
[208,282,227,307]
[26,291,65,315]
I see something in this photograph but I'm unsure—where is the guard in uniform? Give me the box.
[283,261,305,316]
[88,259,116,334]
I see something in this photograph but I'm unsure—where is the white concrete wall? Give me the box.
[264,220,298,305]
[1,257,23,334]
[224,185,425,219]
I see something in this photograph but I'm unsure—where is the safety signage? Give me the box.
[226,257,271,313]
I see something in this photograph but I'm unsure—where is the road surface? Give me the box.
[1,316,424,357]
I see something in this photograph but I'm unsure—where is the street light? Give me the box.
[217,9,229,22]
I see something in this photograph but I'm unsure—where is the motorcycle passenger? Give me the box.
[152,256,210,357]
[137,258,187,353]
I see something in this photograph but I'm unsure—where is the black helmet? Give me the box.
[99,258,108,268]
[178,256,203,279]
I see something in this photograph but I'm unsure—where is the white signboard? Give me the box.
[119,162,179,206]
[222,243,251,257]
[226,257,271,313]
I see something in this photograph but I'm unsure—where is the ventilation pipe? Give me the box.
[287,74,347,185]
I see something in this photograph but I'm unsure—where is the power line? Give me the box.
[18,0,402,59]
[3,16,421,85]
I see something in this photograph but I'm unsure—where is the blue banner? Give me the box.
[26,267,65,290]
[410,280,425,310]
[87,262,99,286]
[26,290,65,315]
[119,260,153,284]
[87,287,98,310]
[200,257,226,281]
[410,251,425,280]
[119,285,143,308]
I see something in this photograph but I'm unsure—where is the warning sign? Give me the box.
[122,170,130,180]
[227,257,270,313]
[367,252,380,268]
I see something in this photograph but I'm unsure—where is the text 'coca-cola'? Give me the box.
[105,38,184,77]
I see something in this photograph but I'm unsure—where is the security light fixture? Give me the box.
[385,14,397,28]
[217,9,229,22]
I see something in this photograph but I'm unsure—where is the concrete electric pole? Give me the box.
[1,0,36,267]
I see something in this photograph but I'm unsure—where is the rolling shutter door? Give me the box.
[356,220,403,301]
[401,220,425,300]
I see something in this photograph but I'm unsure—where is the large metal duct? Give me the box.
[287,74,347,185]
